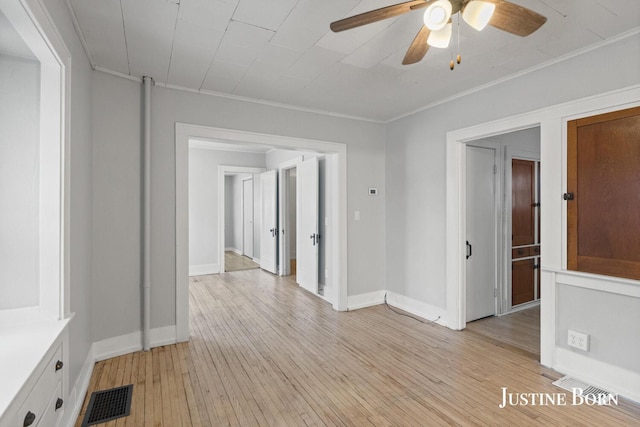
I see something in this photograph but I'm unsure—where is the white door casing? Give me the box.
[260,170,278,274]
[242,178,254,259]
[297,157,319,293]
[465,145,497,322]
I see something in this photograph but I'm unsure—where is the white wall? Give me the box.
[188,147,265,275]
[0,55,40,309]
[91,72,142,342]
[147,86,386,328]
[385,33,640,396]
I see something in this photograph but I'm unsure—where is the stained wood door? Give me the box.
[512,259,535,306]
[512,159,535,247]
[567,106,640,280]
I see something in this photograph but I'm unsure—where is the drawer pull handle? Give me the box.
[55,360,63,371]
[517,249,524,255]
[56,398,64,411]
[23,411,36,427]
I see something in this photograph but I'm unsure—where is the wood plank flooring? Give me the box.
[465,305,540,357]
[224,251,259,272]
[75,270,640,426]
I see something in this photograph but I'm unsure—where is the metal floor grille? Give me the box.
[82,384,133,426]
[553,376,613,403]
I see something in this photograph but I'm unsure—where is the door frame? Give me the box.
[278,156,303,277]
[241,175,254,259]
[219,166,265,273]
[447,123,540,333]
[465,142,502,320]
[176,123,348,342]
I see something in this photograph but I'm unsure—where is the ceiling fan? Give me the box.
[330,0,547,67]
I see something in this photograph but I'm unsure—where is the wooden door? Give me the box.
[512,159,535,246]
[567,106,640,280]
[512,259,535,306]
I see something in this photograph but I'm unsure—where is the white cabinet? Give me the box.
[0,319,68,427]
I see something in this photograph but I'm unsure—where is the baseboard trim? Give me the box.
[385,291,448,327]
[347,291,386,310]
[60,344,95,427]
[93,326,178,362]
[225,247,242,255]
[555,347,640,404]
[189,263,219,276]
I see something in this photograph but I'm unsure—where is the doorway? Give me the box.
[460,128,541,356]
[176,124,348,342]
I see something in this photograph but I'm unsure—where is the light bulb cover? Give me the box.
[423,0,452,31]
[462,0,496,31]
[427,22,452,48]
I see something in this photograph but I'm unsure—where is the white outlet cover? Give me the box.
[568,330,590,351]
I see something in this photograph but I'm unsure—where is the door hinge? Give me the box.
[493,165,497,174]
[494,288,497,297]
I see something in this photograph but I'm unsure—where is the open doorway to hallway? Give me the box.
[464,127,541,357]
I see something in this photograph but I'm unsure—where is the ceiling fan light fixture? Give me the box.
[423,0,452,31]
[462,0,496,31]
[427,22,452,48]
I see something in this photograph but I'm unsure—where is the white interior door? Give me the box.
[466,145,497,322]
[260,170,278,274]
[242,178,254,259]
[297,157,319,293]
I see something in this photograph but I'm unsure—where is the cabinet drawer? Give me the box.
[17,344,63,427]
[37,382,62,427]
[512,247,530,259]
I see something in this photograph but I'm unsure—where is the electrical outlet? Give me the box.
[568,330,590,351]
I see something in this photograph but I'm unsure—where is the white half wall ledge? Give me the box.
[189,264,220,276]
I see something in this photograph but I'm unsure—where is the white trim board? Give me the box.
[347,291,447,327]
[189,264,219,276]
[92,326,177,362]
[176,123,349,343]
[555,347,640,404]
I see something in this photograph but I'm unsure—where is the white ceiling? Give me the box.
[67,0,640,122]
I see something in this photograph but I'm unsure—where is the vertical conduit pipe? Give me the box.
[143,76,152,351]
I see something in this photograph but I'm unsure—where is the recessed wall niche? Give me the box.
[0,5,64,319]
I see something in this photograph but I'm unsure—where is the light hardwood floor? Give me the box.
[224,251,259,272]
[465,305,540,357]
[75,270,640,426]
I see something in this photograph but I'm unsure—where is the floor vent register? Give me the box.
[82,384,133,426]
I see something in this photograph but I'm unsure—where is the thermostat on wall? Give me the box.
[368,188,378,196]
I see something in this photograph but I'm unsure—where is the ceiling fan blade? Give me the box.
[331,0,426,32]
[402,26,431,65]
[487,0,547,36]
